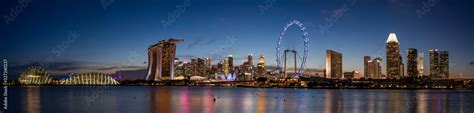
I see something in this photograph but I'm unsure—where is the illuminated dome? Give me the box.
[62,72,119,85]
[19,67,53,85]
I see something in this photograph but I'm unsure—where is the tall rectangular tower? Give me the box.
[406,48,418,77]
[364,56,371,78]
[417,53,424,76]
[257,54,265,77]
[439,51,449,78]
[429,49,440,78]
[326,50,342,79]
[386,33,401,78]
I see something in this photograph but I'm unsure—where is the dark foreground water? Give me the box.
[4,86,474,113]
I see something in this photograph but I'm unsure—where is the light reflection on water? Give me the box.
[7,86,474,113]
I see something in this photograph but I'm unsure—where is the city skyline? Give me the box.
[1,0,473,79]
[2,1,474,113]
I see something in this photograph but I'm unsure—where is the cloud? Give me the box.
[186,39,202,49]
[10,61,88,72]
[205,39,217,45]
[95,66,146,71]
[8,60,147,77]
[470,61,474,65]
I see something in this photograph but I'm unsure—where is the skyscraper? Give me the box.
[365,56,382,79]
[228,55,234,72]
[406,48,418,77]
[364,56,371,78]
[248,54,253,67]
[257,54,265,77]
[417,53,424,76]
[197,58,205,77]
[386,33,401,78]
[223,59,229,75]
[246,54,254,75]
[326,50,342,79]
[146,39,183,81]
[440,51,449,78]
[372,58,383,79]
[429,49,439,78]
[191,59,198,77]
[205,57,211,77]
[400,55,404,77]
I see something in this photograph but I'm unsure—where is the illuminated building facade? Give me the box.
[386,33,401,78]
[146,39,183,81]
[228,55,234,72]
[344,71,360,79]
[248,54,253,68]
[325,50,342,79]
[62,72,119,85]
[197,58,205,77]
[429,49,440,78]
[406,48,418,77]
[18,67,53,85]
[257,54,265,77]
[364,56,371,78]
[223,59,229,75]
[205,57,211,77]
[417,53,424,76]
[439,51,449,78]
[399,55,404,77]
[366,57,382,79]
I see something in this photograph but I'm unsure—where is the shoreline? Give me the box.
[6,85,474,90]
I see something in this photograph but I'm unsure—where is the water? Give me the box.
[4,86,474,113]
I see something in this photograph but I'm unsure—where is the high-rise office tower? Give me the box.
[417,53,424,76]
[146,39,183,81]
[439,51,449,78]
[326,50,342,79]
[191,59,198,76]
[257,54,265,77]
[372,58,383,79]
[365,57,382,79]
[429,49,440,78]
[364,56,371,78]
[223,59,229,75]
[197,58,205,77]
[248,54,253,67]
[246,54,254,75]
[406,48,418,77]
[386,33,401,78]
[399,55,404,77]
[205,57,211,77]
[228,55,234,72]
[217,61,223,73]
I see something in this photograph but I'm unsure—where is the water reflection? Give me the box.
[23,87,41,113]
[13,87,474,113]
[150,87,170,113]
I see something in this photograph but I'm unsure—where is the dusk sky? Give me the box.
[1,0,473,79]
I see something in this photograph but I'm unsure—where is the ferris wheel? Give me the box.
[276,20,309,78]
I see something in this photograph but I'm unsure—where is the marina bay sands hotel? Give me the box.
[146,39,183,81]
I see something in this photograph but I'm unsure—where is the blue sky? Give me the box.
[1,0,473,78]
